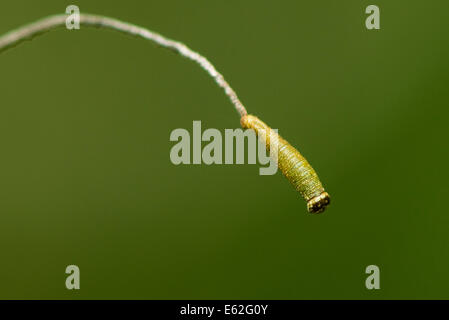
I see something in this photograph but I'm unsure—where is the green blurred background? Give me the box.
[0,0,448,299]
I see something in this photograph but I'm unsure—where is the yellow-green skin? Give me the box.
[241,114,330,213]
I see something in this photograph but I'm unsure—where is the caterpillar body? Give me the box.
[241,115,330,213]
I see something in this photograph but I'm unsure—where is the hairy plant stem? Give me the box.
[0,13,248,117]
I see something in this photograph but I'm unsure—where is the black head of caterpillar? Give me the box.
[307,192,330,214]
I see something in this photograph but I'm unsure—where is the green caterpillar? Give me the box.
[241,115,330,213]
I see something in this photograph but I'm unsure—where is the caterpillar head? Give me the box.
[307,192,330,214]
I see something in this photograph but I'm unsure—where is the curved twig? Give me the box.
[0,13,248,117]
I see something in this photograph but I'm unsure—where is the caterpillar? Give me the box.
[0,13,330,214]
[241,115,330,213]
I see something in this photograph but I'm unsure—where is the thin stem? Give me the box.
[0,13,248,118]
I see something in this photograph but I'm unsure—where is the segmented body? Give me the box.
[241,115,330,213]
